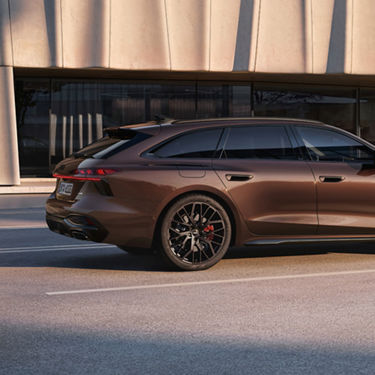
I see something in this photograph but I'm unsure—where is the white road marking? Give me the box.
[0,209,45,215]
[0,243,116,254]
[46,268,375,296]
[0,243,113,251]
[0,224,48,229]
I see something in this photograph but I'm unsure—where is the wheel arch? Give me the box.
[152,190,239,248]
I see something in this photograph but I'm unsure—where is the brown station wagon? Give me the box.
[46,117,375,270]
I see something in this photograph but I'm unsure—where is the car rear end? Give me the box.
[45,123,160,245]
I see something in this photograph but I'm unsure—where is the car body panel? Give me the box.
[47,158,250,248]
[306,161,375,234]
[213,158,318,235]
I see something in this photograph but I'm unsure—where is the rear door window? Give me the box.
[222,125,298,160]
[150,128,223,158]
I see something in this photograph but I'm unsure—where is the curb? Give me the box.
[0,178,56,195]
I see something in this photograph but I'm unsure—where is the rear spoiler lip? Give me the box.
[105,124,161,137]
[104,127,137,139]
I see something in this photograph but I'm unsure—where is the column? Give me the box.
[0,67,20,185]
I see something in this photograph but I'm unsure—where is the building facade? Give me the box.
[2,0,375,184]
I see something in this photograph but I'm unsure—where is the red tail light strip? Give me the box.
[53,168,118,181]
[53,174,101,181]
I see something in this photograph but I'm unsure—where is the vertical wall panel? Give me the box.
[110,0,169,70]
[210,0,241,71]
[0,0,13,66]
[1,1,375,74]
[312,0,354,74]
[10,0,62,67]
[255,0,306,73]
[166,0,210,71]
[345,0,353,74]
[61,0,110,68]
[311,0,335,73]
[0,67,19,185]
[303,0,313,73]
[352,0,375,74]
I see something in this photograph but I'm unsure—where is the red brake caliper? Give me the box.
[203,225,214,241]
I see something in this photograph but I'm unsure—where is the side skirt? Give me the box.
[245,237,375,246]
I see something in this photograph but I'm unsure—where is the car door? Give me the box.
[293,124,375,235]
[212,124,317,236]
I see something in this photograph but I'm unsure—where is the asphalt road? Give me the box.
[2,195,375,374]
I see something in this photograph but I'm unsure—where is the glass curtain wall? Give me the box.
[16,78,370,177]
[197,83,252,118]
[16,79,252,176]
[359,88,375,143]
[15,79,51,176]
[254,84,357,134]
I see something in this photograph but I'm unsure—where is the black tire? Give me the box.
[117,246,152,255]
[159,194,232,271]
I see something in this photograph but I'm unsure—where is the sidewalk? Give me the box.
[0,178,55,195]
[0,194,49,229]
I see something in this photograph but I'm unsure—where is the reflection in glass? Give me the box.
[254,84,356,134]
[197,84,251,118]
[15,78,367,177]
[15,79,51,176]
[359,89,375,144]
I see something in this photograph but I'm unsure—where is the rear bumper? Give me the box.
[45,193,155,248]
[46,213,108,242]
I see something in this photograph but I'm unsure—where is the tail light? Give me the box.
[53,168,119,181]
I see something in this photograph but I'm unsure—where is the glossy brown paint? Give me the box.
[308,161,375,235]
[213,158,317,235]
[46,117,375,254]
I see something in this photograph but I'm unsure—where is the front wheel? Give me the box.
[159,194,232,271]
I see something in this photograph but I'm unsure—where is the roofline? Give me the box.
[173,117,324,125]
[118,117,325,131]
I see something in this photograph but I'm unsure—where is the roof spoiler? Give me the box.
[154,115,175,124]
[104,127,137,139]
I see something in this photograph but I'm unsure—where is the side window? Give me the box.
[222,126,298,160]
[151,128,222,158]
[295,126,374,162]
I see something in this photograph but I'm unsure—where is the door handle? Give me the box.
[225,174,253,182]
[319,176,345,183]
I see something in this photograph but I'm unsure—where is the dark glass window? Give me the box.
[71,130,150,159]
[15,79,51,177]
[359,88,375,144]
[197,83,252,118]
[223,126,298,160]
[147,83,196,120]
[49,80,197,168]
[295,126,374,162]
[254,84,356,134]
[15,77,370,177]
[151,128,222,158]
[93,132,151,159]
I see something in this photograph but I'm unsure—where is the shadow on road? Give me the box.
[2,241,375,272]
[226,242,375,259]
[2,322,375,374]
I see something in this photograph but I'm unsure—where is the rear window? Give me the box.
[149,128,223,158]
[72,131,151,159]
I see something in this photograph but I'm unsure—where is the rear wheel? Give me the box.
[159,194,231,271]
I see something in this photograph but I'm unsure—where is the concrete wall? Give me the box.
[0,0,375,184]
[0,0,373,74]
[0,67,19,185]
